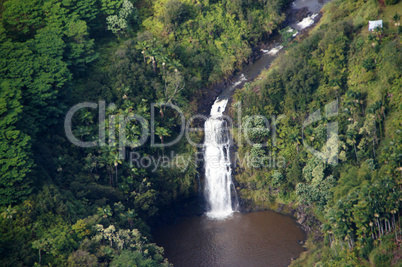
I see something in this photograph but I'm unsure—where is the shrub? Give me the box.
[385,0,399,5]
[362,58,376,71]
[164,0,189,28]
[369,248,392,267]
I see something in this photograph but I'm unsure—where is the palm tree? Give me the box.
[155,126,170,156]
[346,122,359,161]
[374,27,384,43]
[157,53,170,76]
[112,152,122,188]
[135,41,149,64]
[155,126,170,145]
[169,58,182,72]
[125,209,137,229]
[289,130,302,153]
[392,12,401,27]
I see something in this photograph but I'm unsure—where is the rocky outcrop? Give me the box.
[296,205,323,242]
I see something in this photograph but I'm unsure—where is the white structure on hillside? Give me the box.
[369,20,383,31]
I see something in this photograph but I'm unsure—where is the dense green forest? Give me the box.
[0,0,401,266]
[231,0,402,265]
[0,0,290,265]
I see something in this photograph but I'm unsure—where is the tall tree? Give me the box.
[0,83,34,205]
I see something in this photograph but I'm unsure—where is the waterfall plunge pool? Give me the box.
[153,211,305,267]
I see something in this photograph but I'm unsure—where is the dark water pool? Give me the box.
[154,211,305,267]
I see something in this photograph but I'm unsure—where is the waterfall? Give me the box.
[295,13,318,30]
[203,98,238,219]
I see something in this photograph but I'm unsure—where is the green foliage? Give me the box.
[232,0,402,265]
[286,158,302,186]
[1,0,401,265]
[362,58,376,71]
[243,115,270,144]
[271,171,284,187]
[385,0,399,5]
[32,224,78,264]
[250,144,265,168]
[0,84,33,205]
[279,26,297,46]
[163,0,189,29]
[67,250,98,267]
[296,175,336,207]
[0,0,103,205]
[107,0,138,36]
[111,250,170,267]
[101,0,124,16]
[143,0,286,84]
[94,224,167,266]
[2,0,44,41]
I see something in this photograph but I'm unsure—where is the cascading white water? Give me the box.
[296,13,318,30]
[204,98,237,219]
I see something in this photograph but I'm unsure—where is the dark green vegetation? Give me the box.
[385,0,400,6]
[0,0,291,266]
[232,0,402,265]
[1,0,401,265]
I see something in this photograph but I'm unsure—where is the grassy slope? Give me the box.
[383,1,402,25]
